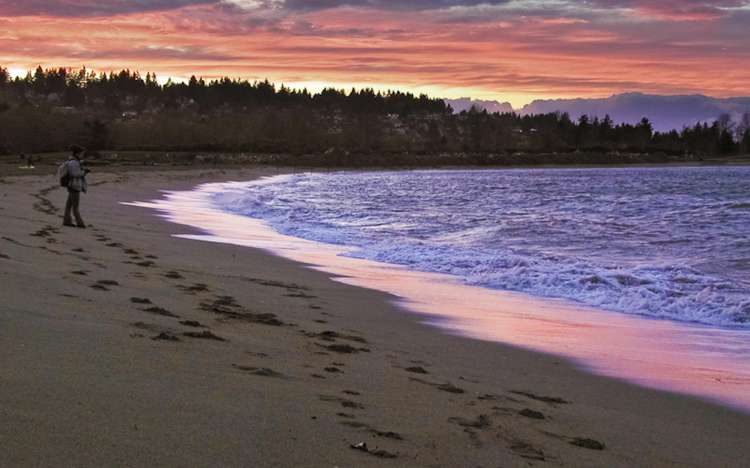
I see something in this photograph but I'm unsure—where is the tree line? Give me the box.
[1,66,748,161]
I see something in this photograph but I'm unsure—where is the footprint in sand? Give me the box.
[179,320,205,328]
[142,306,179,318]
[232,365,284,377]
[152,332,181,342]
[319,395,365,410]
[341,421,404,441]
[519,408,546,420]
[97,280,120,286]
[509,390,571,406]
[131,297,153,305]
[409,377,465,394]
[178,283,209,294]
[317,343,370,354]
[183,330,227,341]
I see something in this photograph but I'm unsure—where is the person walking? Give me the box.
[59,145,89,228]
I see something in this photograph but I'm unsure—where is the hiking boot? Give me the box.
[75,224,87,229]
[63,222,76,227]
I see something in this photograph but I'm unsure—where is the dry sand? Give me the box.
[1,164,749,467]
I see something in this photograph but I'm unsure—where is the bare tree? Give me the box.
[717,113,735,134]
[736,112,750,140]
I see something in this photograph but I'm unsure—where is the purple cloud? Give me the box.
[0,0,219,17]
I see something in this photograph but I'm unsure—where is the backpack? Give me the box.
[58,161,70,188]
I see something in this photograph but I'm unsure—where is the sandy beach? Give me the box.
[2,164,749,467]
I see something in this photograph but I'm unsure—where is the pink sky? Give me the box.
[1,0,748,107]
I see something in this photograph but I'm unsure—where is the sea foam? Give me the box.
[211,167,750,328]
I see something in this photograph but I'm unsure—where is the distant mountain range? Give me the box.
[445,97,513,114]
[446,93,750,132]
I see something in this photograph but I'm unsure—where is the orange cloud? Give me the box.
[0,1,748,107]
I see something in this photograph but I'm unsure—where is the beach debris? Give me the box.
[324,367,343,373]
[90,284,109,291]
[143,306,179,318]
[570,438,606,450]
[233,365,284,378]
[0,253,10,260]
[350,442,368,452]
[70,270,88,276]
[131,297,153,305]
[519,408,546,420]
[349,442,397,459]
[164,270,184,279]
[106,242,124,248]
[342,390,359,396]
[123,248,139,255]
[136,260,155,267]
[179,320,205,328]
[405,366,429,374]
[183,330,226,341]
[152,332,181,342]
[510,390,570,405]
[72,248,85,253]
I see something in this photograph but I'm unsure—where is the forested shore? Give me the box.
[1,67,748,165]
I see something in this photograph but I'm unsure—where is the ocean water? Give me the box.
[211,167,750,328]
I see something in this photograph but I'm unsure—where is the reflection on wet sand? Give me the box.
[130,181,750,413]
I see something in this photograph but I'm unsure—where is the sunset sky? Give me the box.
[1,1,748,107]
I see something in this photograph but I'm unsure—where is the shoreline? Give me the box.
[2,166,749,466]
[138,174,750,413]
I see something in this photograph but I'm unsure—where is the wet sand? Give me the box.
[1,165,749,467]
